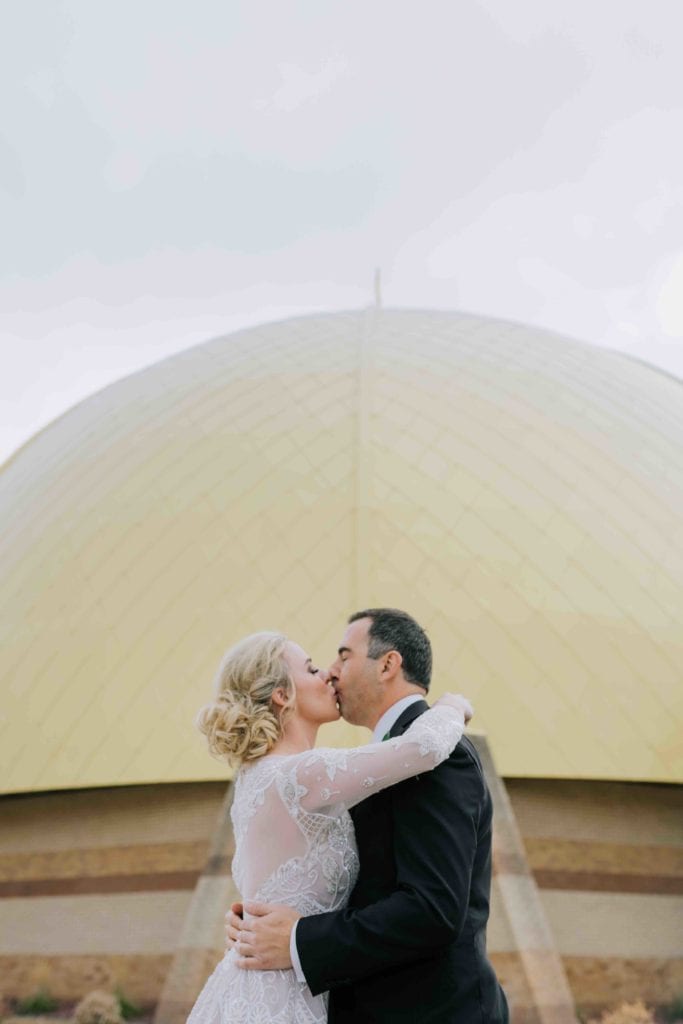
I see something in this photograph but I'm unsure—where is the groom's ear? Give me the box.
[379,650,402,681]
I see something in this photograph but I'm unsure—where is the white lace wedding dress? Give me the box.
[186,703,465,1024]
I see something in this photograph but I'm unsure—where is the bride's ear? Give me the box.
[271,686,290,709]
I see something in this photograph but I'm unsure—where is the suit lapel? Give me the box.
[388,698,430,738]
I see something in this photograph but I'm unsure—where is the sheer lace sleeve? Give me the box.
[283,703,466,816]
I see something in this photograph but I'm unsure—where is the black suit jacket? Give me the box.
[296,700,509,1023]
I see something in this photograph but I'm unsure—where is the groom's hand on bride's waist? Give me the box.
[225,899,301,971]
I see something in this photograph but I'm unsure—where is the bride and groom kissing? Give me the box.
[190,607,509,1023]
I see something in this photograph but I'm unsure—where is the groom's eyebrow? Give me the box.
[338,645,351,656]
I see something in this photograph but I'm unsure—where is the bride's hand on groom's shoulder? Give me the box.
[434,693,474,724]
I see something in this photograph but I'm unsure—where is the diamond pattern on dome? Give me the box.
[1,309,682,793]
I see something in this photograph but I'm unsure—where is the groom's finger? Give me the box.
[242,899,273,917]
[225,904,244,941]
[225,914,244,943]
[235,952,265,971]
[236,927,256,946]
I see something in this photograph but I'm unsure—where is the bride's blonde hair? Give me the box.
[196,631,295,766]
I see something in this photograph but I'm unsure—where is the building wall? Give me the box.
[0,779,681,1016]
[0,784,219,1007]
[504,779,683,1016]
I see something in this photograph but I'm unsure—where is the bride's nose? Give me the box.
[319,668,331,683]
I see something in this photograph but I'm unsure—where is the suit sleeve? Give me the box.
[296,742,485,995]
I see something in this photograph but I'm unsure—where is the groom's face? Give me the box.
[329,617,384,729]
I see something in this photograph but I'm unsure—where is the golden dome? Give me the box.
[1,309,681,792]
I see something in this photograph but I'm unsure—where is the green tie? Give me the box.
[382,732,391,741]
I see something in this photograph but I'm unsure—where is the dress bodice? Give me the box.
[231,756,360,916]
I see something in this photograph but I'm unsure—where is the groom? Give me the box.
[227,607,509,1023]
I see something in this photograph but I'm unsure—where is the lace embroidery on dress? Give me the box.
[186,702,465,1024]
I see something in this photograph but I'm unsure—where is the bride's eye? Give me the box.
[309,665,319,674]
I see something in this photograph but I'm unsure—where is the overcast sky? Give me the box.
[1,0,682,464]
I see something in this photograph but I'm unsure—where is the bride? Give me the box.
[187,630,472,1024]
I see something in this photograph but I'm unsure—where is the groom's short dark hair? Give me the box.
[348,608,432,690]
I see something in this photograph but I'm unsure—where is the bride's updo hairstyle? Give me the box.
[196,631,295,766]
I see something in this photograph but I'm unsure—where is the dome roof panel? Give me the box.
[1,309,682,792]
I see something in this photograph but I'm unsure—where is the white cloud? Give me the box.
[2,0,683,464]
[260,58,349,113]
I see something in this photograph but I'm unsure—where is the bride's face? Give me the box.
[284,641,341,725]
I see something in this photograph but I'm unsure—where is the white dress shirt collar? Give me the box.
[372,694,426,743]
